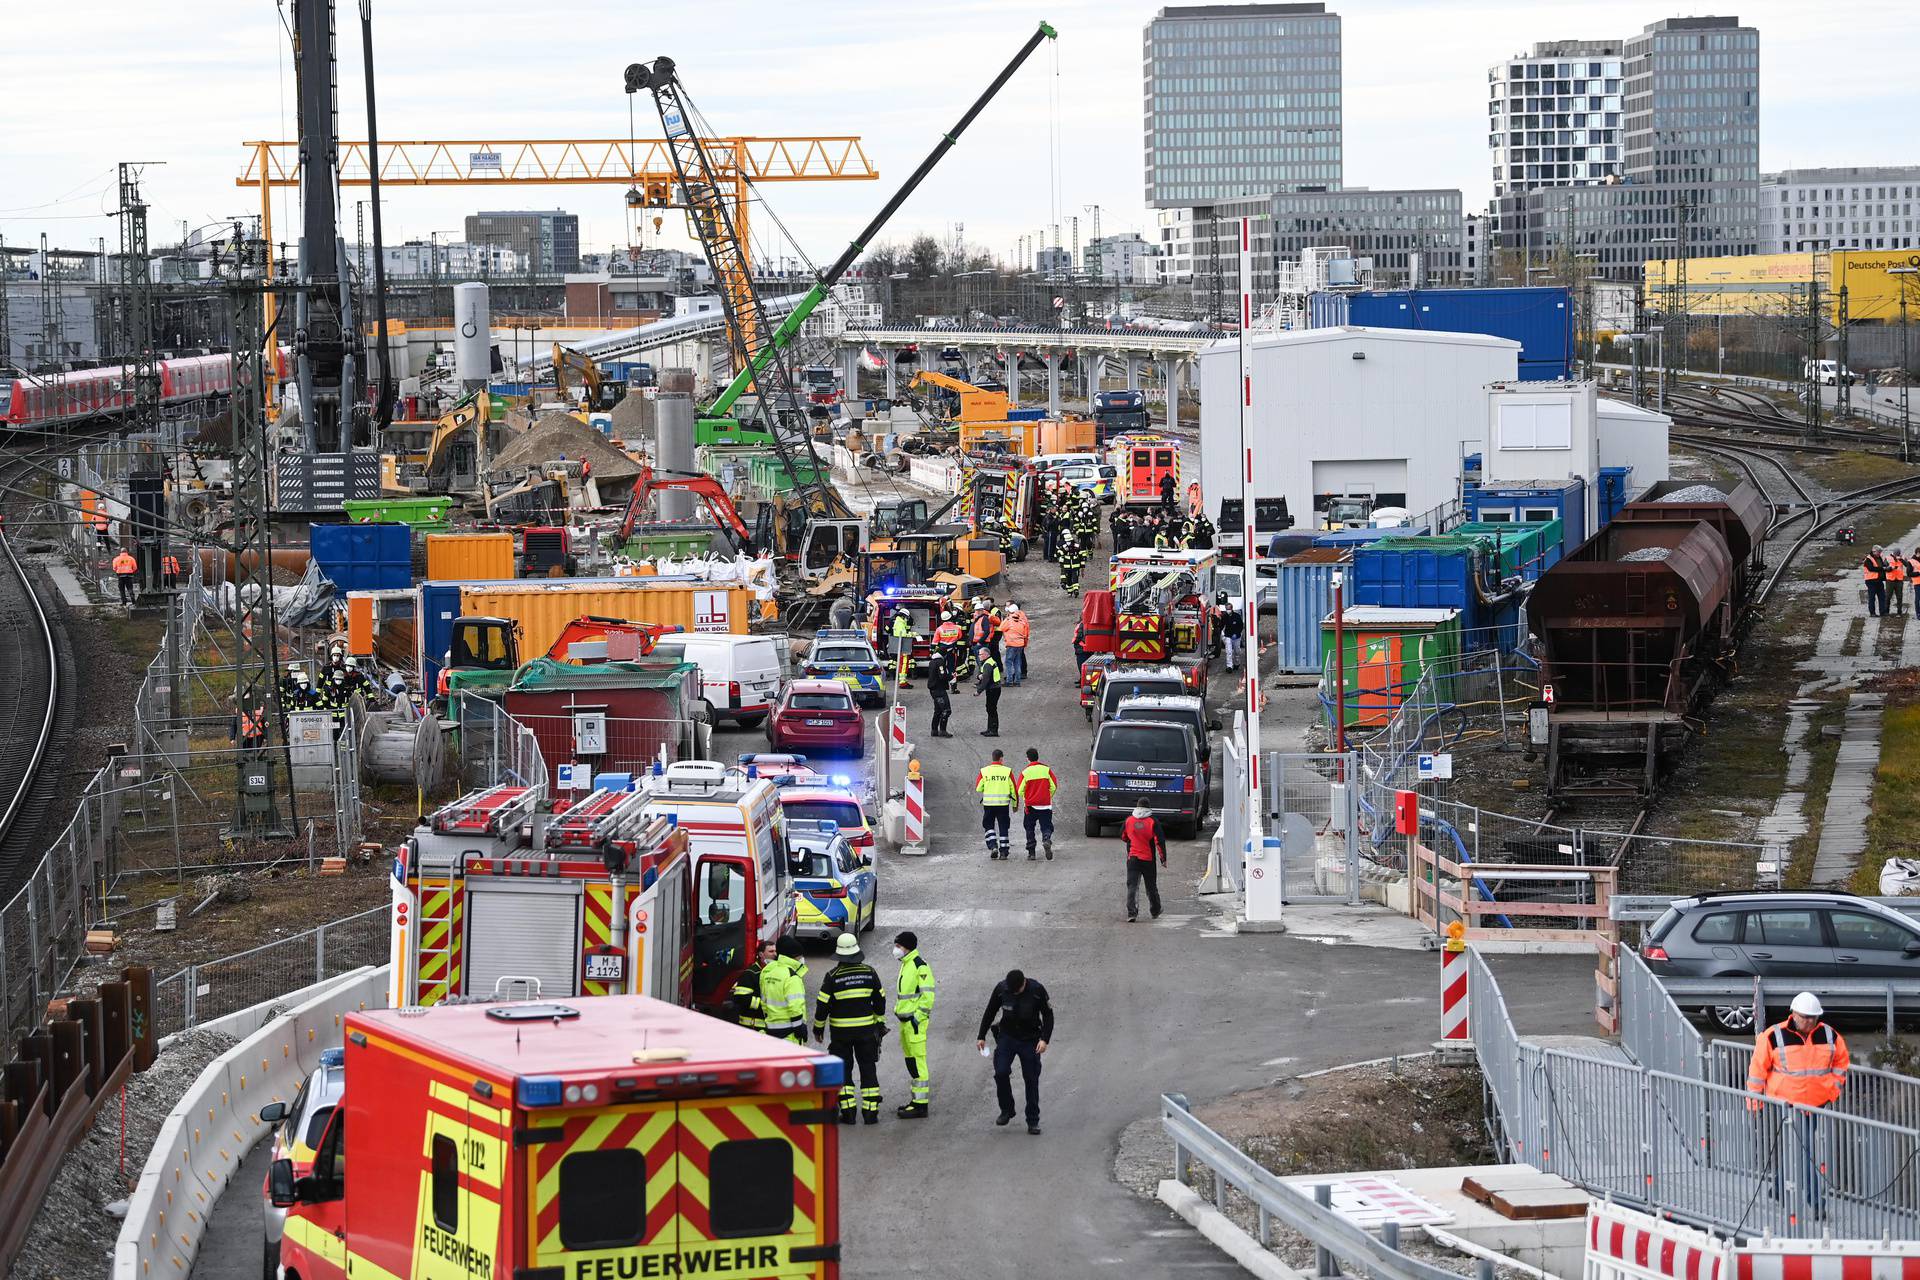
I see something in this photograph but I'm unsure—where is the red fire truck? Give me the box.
[270,994,845,1280]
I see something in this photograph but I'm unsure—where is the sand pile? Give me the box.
[491,412,643,479]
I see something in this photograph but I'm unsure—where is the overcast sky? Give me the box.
[4,1,1916,268]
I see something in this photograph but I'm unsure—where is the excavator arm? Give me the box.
[551,344,604,408]
[546,615,683,663]
[425,391,488,481]
[617,464,757,552]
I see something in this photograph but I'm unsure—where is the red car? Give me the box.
[767,679,866,755]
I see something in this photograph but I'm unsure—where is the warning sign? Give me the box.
[1286,1175,1451,1227]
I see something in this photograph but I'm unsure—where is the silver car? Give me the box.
[258,1048,345,1279]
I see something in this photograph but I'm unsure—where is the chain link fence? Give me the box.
[150,904,389,1039]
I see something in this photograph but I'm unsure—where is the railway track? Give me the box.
[1668,388,1899,453]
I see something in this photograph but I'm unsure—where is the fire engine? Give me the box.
[390,783,696,1011]
[1107,547,1219,676]
[958,456,1039,558]
[269,994,845,1280]
[389,764,794,1016]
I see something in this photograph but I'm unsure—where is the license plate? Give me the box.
[1125,779,1157,790]
[806,718,833,726]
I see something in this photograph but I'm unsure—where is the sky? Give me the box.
[4,0,1917,270]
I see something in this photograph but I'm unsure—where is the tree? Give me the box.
[905,234,943,280]
[860,243,902,279]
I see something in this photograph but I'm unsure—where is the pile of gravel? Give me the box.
[609,392,652,443]
[1619,546,1673,562]
[491,413,643,480]
[1654,484,1727,503]
[12,1028,238,1280]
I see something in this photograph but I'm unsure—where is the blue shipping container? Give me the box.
[1462,478,1588,553]
[1006,408,1048,422]
[1347,287,1573,380]
[1276,556,1341,673]
[1349,543,1523,651]
[419,581,466,692]
[311,522,411,594]
[1312,526,1430,548]
[1597,466,1633,528]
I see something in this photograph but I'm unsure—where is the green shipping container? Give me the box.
[745,455,829,499]
[1448,519,1563,580]
[341,496,454,529]
[1320,606,1463,728]
[623,531,718,560]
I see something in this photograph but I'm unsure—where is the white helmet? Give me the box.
[1790,992,1823,1018]
[1008,604,1021,615]
[344,656,359,669]
[941,611,954,621]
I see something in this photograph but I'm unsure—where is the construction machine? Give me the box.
[378,390,492,495]
[623,21,1057,519]
[551,343,629,412]
[438,614,684,704]
[616,463,758,553]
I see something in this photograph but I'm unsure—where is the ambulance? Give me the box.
[636,761,795,1010]
[269,994,845,1280]
[389,783,698,1011]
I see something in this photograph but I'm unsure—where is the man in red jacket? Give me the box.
[1122,802,1166,921]
[1017,747,1058,861]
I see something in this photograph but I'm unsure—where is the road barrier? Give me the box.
[111,966,388,1280]
[902,760,926,854]
[1582,1203,1728,1280]
[1440,926,1469,1043]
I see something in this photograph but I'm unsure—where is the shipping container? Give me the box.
[1320,606,1463,727]
[310,522,411,592]
[340,495,454,528]
[1346,287,1573,380]
[1311,526,1429,549]
[504,658,704,778]
[418,577,754,690]
[1276,548,1345,674]
[1597,466,1634,528]
[1462,478,1588,551]
[1349,536,1525,650]
[1449,519,1565,578]
[425,531,516,581]
[746,454,830,498]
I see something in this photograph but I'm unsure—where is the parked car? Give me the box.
[786,818,878,938]
[1213,562,1277,611]
[1056,462,1116,504]
[1094,664,1199,725]
[1032,452,1101,474]
[1113,694,1218,801]
[1086,716,1206,839]
[766,679,865,754]
[1643,891,1920,1031]
[801,629,887,707]
[648,632,784,729]
[259,1047,346,1278]
[778,781,876,854]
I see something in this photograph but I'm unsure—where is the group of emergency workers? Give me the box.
[276,646,376,739]
[1861,545,1920,616]
[1038,478,1101,595]
[1110,507,1213,555]
[893,596,1032,739]
[730,930,937,1122]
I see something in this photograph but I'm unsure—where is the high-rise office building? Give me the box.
[1143,3,1343,209]
[465,210,581,274]
[1488,40,1624,199]
[1493,16,1759,280]
[1760,167,1920,253]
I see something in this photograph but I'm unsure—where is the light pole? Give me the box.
[1891,266,1916,463]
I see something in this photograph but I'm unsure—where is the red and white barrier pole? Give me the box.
[1440,920,1470,1043]
[890,703,908,754]
[903,759,926,853]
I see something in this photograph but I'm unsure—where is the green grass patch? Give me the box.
[1802,451,1918,491]
[1851,687,1920,896]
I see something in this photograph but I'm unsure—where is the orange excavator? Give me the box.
[616,464,758,553]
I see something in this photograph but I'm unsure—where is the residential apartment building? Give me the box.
[1191,188,1465,303]
[1761,167,1920,253]
[1143,3,1343,211]
[1488,39,1624,199]
[464,210,581,274]
[1086,233,1159,284]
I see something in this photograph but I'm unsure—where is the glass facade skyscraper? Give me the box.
[1143,3,1343,208]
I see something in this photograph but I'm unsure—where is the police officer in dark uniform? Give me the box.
[927,647,954,738]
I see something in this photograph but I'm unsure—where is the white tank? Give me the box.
[452,282,492,386]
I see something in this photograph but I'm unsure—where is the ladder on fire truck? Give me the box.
[545,788,673,862]
[429,784,542,837]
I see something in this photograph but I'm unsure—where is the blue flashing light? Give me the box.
[319,1047,345,1068]
[518,1075,565,1107]
[829,774,852,788]
[810,1056,846,1088]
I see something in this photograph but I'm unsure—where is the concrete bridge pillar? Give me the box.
[842,344,864,418]
[882,347,898,402]
[1125,355,1144,391]
[1045,352,1063,418]
[1158,354,1185,426]
[1005,352,1019,409]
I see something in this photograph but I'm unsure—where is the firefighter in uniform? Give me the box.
[1058,531,1086,595]
[1748,991,1849,1214]
[731,940,772,1031]
[891,607,916,689]
[759,935,810,1044]
[1864,546,1889,616]
[934,610,965,670]
[891,931,936,1118]
[926,647,954,738]
[813,933,887,1124]
[1074,494,1099,549]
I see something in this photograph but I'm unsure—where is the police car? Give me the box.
[259,1047,345,1276]
[802,628,887,707]
[787,818,878,938]
[740,753,878,853]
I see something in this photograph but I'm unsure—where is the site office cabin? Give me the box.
[272,995,844,1280]
[391,767,791,1016]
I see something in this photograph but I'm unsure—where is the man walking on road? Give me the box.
[813,933,888,1124]
[1122,802,1167,921]
[926,647,954,738]
[976,748,1015,859]
[759,935,810,1045]
[973,645,1003,737]
[1018,747,1058,860]
[1002,605,1030,685]
[891,931,936,1118]
[976,969,1054,1135]
[1749,991,1849,1216]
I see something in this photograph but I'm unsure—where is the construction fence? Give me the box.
[150,904,389,1039]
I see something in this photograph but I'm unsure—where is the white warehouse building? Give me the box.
[1197,326,1520,531]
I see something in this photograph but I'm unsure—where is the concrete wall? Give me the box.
[1199,326,1521,529]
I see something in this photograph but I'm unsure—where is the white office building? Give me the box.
[1488,39,1624,199]
[1087,233,1158,284]
[1761,167,1920,253]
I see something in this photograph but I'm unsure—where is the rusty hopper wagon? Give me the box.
[1529,519,1736,798]
[1610,479,1770,604]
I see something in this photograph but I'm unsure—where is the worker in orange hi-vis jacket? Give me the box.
[1747,991,1849,1217]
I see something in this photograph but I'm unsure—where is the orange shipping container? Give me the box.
[426,531,515,580]
[1037,415,1095,456]
[456,581,752,658]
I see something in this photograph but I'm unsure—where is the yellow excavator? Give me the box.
[551,344,628,412]
[379,391,493,495]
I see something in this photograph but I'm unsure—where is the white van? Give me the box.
[650,632,784,727]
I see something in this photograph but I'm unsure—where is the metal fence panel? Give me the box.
[1263,752,1359,903]
[1619,945,1706,1082]
[151,905,389,1040]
